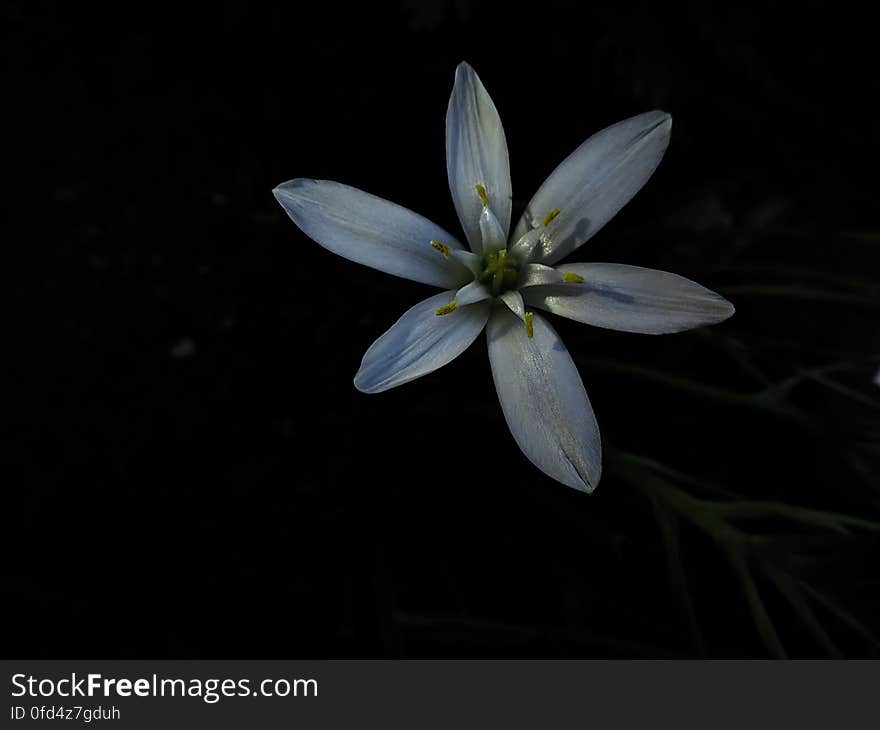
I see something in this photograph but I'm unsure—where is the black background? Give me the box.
[6,1,879,658]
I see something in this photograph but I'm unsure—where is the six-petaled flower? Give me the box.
[274,62,734,493]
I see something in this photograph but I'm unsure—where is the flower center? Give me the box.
[478,248,519,296]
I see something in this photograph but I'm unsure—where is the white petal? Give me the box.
[450,249,483,275]
[522,263,735,334]
[500,290,525,319]
[518,263,563,288]
[446,62,512,254]
[456,280,491,306]
[508,227,544,263]
[486,308,602,492]
[479,204,507,253]
[512,112,672,265]
[354,291,490,393]
[274,179,471,289]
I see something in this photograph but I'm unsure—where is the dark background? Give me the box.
[5,1,879,658]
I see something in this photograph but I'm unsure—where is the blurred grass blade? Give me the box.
[653,501,706,655]
[762,355,880,403]
[762,564,842,658]
[716,501,880,534]
[720,285,880,307]
[695,330,771,386]
[584,357,808,425]
[800,583,880,650]
[719,263,880,295]
[611,448,740,499]
[725,550,787,658]
[808,373,880,410]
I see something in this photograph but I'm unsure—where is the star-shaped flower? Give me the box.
[274,62,734,493]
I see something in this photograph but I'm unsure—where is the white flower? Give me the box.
[273,62,734,493]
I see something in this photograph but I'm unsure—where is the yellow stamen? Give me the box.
[430,239,451,258]
[524,312,534,338]
[562,271,585,283]
[475,183,489,207]
[435,301,458,316]
[542,208,561,226]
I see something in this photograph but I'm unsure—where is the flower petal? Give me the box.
[450,249,483,276]
[274,179,471,288]
[500,290,525,319]
[456,280,492,306]
[508,227,544,263]
[486,308,602,492]
[446,62,512,254]
[479,204,508,254]
[354,291,490,393]
[511,112,672,265]
[522,263,735,334]
[518,263,563,288]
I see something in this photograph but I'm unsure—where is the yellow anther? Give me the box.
[562,271,585,283]
[542,208,561,226]
[524,312,534,338]
[435,301,458,316]
[475,183,489,207]
[430,239,451,258]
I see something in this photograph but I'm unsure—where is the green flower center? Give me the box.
[478,249,519,296]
